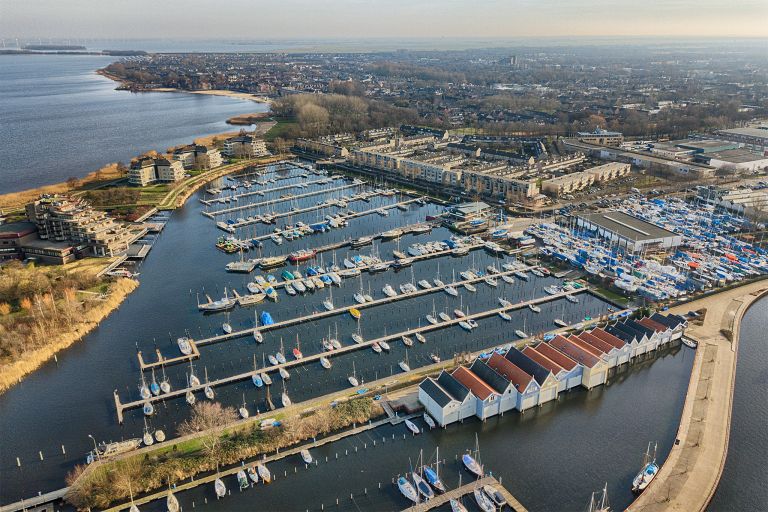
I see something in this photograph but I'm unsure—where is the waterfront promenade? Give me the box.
[627,280,768,512]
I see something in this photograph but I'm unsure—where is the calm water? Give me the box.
[0,165,696,509]
[708,296,768,511]
[0,54,264,192]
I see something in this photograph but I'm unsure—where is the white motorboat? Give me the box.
[405,418,420,434]
[450,499,468,512]
[426,314,438,325]
[257,463,271,483]
[515,330,527,339]
[529,304,542,313]
[300,449,313,464]
[177,337,193,355]
[498,311,512,321]
[423,413,436,429]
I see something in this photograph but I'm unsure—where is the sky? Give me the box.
[1,0,767,41]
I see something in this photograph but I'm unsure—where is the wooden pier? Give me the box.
[403,475,528,512]
[117,282,591,421]
[137,340,200,371]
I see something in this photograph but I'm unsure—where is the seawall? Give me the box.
[626,281,768,512]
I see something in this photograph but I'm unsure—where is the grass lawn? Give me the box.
[592,285,631,306]
[264,119,298,141]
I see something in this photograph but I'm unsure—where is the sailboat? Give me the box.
[348,361,359,387]
[188,363,201,387]
[204,368,215,400]
[166,490,180,512]
[422,446,445,493]
[142,419,154,446]
[214,476,227,498]
[399,350,411,372]
[397,475,420,504]
[139,376,151,400]
[320,356,332,369]
[473,487,495,512]
[322,286,334,311]
[426,300,438,325]
[632,442,659,493]
[150,369,161,396]
[237,468,249,490]
[450,498,468,512]
[143,400,154,416]
[281,382,291,407]
[159,365,171,394]
[247,465,259,484]
[587,483,611,512]
[239,394,249,419]
[252,356,263,387]
[463,434,484,477]
[276,338,287,364]
[405,418,420,434]
[257,462,271,483]
[279,366,290,380]
[292,334,303,359]
[412,458,435,500]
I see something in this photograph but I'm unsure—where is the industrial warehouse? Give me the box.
[418,313,687,427]
[574,210,682,254]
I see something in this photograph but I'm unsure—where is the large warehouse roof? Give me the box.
[578,211,676,242]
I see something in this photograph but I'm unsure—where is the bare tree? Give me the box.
[177,401,237,456]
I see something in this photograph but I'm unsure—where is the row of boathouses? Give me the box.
[418,313,687,427]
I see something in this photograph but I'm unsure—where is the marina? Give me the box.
[0,159,720,511]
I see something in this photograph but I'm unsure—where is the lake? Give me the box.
[0,54,264,193]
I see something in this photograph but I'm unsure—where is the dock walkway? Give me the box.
[117,284,591,421]
[103,413,415,512]
[205,181,361,218]
[404,475,528,512]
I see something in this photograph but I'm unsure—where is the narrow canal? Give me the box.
[0,163,694,510]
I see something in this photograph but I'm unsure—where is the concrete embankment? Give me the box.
[627,281,768,512]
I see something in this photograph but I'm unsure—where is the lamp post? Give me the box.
[87,434,100,461]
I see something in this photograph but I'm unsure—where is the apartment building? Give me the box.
[577,128,624,146]
[540,162,630,196]
[295,138,350,158]
[129,156,185,187]
[223,135,269,158]
[25,195,135,257]
[173,145,224,170]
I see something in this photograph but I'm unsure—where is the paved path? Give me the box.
[627,280,768,512]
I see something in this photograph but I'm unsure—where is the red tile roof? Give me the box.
[567,335,605,357]
[534,343,578,371]
[549,336,600,368]
[590,328,626,349]
[577,332,615,354]
[522,346,565,375]
[638,317,669,333]
[487,352,533,393]
[452,366,497,401]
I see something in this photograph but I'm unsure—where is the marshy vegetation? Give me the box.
[65,397,382,509]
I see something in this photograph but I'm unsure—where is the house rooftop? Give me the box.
[522,346,565,375]
[487,352,533,393]
[534,343,578,371]
[436,370,470,402]
[470,359,512,394]
[505,347,552,386]
[419,378,456,408]
[452,366,497,401]
[549,336,600,368]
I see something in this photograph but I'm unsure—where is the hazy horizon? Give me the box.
[2,0,767,41]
